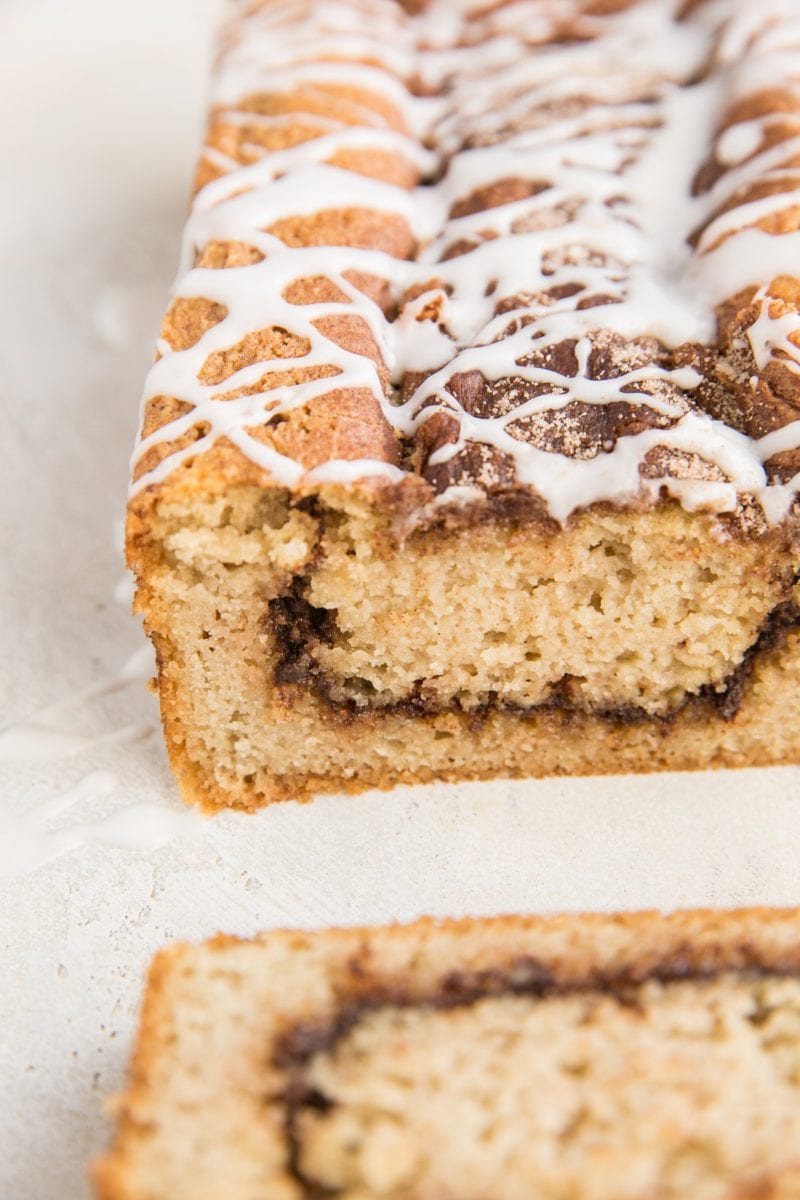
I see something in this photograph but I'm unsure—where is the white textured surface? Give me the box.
[2,3,800,1198]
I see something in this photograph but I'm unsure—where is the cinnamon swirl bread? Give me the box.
[128,0,800,808]
[95,908,800,1200]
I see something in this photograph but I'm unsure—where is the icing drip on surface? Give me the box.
[131,0,800,525]
[0,645,154,763]
[0,773,204,881]
[0,648,203,880]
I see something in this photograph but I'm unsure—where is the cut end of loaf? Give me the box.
[128,482,800,810]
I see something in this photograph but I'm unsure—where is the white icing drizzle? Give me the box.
[716,118,772,168]
[130,0,800,524]
[748,288,800,377]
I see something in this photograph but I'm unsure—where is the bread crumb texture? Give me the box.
[298,979,800,1200]
[94,910,800,1200]
[129,482,800,809]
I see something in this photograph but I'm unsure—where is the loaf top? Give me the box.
[95,908,800,1200]
[130,0,800,531]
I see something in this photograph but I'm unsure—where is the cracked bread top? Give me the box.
[130,0,800,531]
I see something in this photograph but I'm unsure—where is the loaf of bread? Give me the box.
[127,0,800,809]
[95,908,800,1199]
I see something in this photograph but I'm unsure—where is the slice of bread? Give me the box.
[95,908,800,1200]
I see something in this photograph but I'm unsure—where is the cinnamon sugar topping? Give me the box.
[131,0,800,525]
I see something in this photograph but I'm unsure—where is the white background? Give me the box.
[2,2,800,1196]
